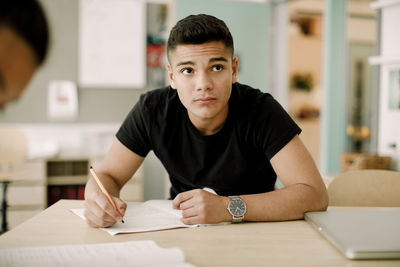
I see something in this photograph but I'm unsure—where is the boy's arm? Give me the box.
[84,138,144,228]
[173,135,328,224]
[240,135,328,221]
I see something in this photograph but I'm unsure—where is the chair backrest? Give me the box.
[0,127,28,166]
[327,169,400,207]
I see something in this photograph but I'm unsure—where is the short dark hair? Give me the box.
[167,14,234,59]
[0,0,49,65]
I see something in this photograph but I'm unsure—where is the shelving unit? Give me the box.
[0,160,46,231]
[46,158,88,206]
[146,2,169,89]
[46,157,144,206]
[0,156,144,231]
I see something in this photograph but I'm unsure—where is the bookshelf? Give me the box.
[46,158,88,206]
[46,157,144,207]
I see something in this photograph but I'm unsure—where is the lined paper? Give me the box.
[0,240,194,267]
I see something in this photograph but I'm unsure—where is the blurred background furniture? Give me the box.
[0,127,28,233]
[0,124,144,233]
[328,169,400,207]
[340,153,392,172]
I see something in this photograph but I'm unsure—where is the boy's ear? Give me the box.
[232,57,239,84]
[166,64,177,89]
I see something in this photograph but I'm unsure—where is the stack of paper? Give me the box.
[0,240,194,267]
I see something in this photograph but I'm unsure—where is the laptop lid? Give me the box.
[304,209,400,259]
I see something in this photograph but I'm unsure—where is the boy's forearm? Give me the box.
[85,173,122,199]
[240,183,328,222]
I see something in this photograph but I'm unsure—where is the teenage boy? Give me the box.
[84,14,328,228]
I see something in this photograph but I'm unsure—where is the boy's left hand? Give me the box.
[172,189,231,224]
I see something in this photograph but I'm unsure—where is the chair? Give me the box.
[327,169,400,207]
[0,127,28,233]
[0,127,27,165]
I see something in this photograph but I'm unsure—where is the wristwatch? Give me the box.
[227,196,247,223]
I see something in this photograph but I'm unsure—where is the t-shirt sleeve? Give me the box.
[256,96,302,160]
[116,95,152,157]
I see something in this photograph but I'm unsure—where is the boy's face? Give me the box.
[0,27,37,110]
[167,41,238,129]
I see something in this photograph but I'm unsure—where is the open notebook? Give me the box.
[71,200,199,235]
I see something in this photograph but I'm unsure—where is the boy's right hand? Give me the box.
[83,191,126,228]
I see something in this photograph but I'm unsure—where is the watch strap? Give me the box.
[228,196,246,223]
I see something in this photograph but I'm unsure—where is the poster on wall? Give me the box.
[388,68,400,110]
[79,0,146,88]
[47,80,78,121]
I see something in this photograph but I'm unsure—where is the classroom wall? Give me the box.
[176,0,270,92]
[0,0,273,200]
[0,0,145,123]
[0,0,271,121]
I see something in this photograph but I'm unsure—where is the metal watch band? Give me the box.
[228,196,246,223]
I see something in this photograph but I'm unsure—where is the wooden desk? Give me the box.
[0,200,399,267]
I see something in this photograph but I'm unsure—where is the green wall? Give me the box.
[177,0,270,92]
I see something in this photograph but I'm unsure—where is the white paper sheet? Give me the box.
[79,0,146,88]
[47,80,78,121]
[71,200,199,235]
[0,240,195,267]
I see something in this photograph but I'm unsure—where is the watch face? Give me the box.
[228,198,246,216]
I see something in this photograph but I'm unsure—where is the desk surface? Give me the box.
[0,200,399,267]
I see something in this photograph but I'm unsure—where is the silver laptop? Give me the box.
[304,209,400,259]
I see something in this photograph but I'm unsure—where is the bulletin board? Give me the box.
[78,0,146,88]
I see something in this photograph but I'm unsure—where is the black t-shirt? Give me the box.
[116,82,301,198]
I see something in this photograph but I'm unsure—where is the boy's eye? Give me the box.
[212,65,224,71]
[181,68,193,75]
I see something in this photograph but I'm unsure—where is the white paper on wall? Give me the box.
[78,0,146,88]
[47,80,78,121]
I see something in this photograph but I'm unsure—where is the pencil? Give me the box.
[89,166,124,223]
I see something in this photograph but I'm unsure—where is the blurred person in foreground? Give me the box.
[0,0,49,109]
